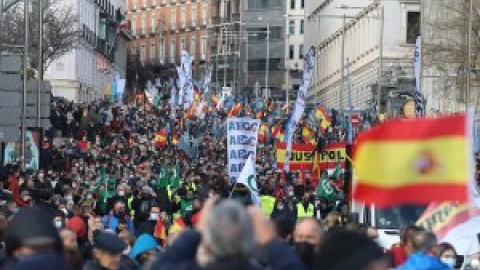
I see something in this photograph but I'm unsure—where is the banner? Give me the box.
[227,118,260,185]
[285,47,316,171]
[276,142,346,171]
[4,129,41,170]
[414,36,425,117]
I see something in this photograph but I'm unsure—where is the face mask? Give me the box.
[55,220,63,229]
[288,191,295,197]
[441,258,456,268]
[118,191,125,196]
[294,242,316,265]
[86,194,93,200]
[277,204,284,210]
[149,213,158,220]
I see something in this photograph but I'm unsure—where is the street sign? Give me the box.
[0,92,21,107]
[0,54,22,142]
[0,73,21,91]
[0,108,21,125]
[0,54,22,72]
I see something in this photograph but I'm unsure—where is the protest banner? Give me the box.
[227,118,260,185]
[276,142,346,171]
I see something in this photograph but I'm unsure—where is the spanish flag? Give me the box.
[258,123,268,143]
[228,103,242,117]
[172,134,179,146]
[155,131,167,147]
[302,126,316,145]
[211,95,219,106]
[315,106,332,131]
[353,114,470,207]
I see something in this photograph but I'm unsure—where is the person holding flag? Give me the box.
[234,154,261,207]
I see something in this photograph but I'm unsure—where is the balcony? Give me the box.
[170,23,177,31]
[160,0,167,6]
[232,13,241,22]
[188,19,197,29]
[200,18,207,27]
[170,0,175,4]
[179,21,186,29]
[81,24,98,48]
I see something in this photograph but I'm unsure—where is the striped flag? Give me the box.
[353,114,470,207]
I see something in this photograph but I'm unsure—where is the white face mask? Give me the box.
[55,220,63,229]
[118,191,125,196]
[149,213,158,220]
[441,257,455,268]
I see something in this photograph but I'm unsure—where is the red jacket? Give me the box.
[388,245,407,267]
[8,175,26,207]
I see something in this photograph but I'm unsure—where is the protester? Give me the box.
[434,243,458,269]
[314,229,388,270]
[396,231,450,270]
[293,218,324,269]
[83,231,128,270]
[387,225,424,267]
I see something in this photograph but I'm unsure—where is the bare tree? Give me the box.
[0,0,78,72]
[422,0,480,110]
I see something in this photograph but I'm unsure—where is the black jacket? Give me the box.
[153,230,307,270]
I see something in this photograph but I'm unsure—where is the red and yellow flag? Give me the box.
[315,106,332,131]
[172,133,179,146]
[353,114,469,207]
[302,126,316,145]
[258,123,268,143]
[155,131,167,147]
[228,103,242,117]
[211,95,219,106]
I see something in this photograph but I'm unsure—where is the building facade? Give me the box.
[285,0,305,100]
[305,0,420,115]
[45,0,129,103]
[241,0,286,99]
[209,0,242,93]
[127,0,211,82]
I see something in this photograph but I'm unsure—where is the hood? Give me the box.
[398,252,450,270]
[129,234,157,260]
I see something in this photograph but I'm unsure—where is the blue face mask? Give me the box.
[441,257,456,268]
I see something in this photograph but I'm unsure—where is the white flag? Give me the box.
[236,154,260,206]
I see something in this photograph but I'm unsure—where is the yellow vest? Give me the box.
[128,197,135,217]
[260,196,276,217]
[297,203,314,218]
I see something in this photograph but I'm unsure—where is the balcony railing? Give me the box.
[179,21,186,29]
[170,23,176,31]
[189,19,196,28]
[200,18,207,26]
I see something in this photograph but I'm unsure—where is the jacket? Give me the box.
[153,230,307,270]
[130,234,158,261]
[82,260,129,270]
[396,252,450,270]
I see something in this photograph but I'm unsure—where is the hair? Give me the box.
[435,242,456,258]
[203,200,257,260]
[315,229,385,270]
[412,231,437,253]
[272,214,295,240]
[401,225,424,246]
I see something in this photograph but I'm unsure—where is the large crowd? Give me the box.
[0,94,477,270]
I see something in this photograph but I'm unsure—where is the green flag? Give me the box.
[332,160,342,180]
[157,165,169,189]
[316,172,337,202]
[170,160,180,191]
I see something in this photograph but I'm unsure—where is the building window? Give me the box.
[150,42,156,60]
[247,0,282,10]
[289,44,294,59]
[191,36,196,57]
[140,41,146,62]
[289,20,295,35]
[300,19,304,34]
[141,13,146,34]
[151,0,156,7]
[181,6,186,28]
[406,11,420,44]
[159,38,165,61]
[171,7,176,30]
[142,0,147,8]
[131,14,136,35]
[290,0,295,10]
[192,2,197,26]
[299,44,304,59]
[180,35,186,49]
[201,36,207,59]
[301,0,304,9]
[131,0,136,10]
[151,11,156,33]
[202,3,208,25]
[170,40,176,62]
